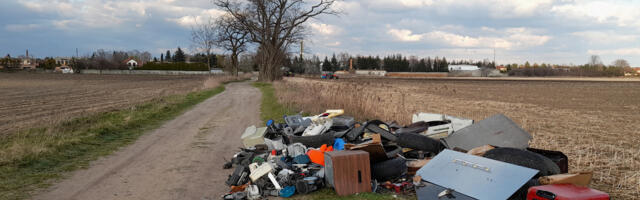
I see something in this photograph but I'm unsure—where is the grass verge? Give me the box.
[251,82,409,200]
[0,85,227,200]
[252,82,297,123]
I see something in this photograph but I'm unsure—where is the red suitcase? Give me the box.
[527,184,609,200]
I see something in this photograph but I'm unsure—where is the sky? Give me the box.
[1,0,639,66]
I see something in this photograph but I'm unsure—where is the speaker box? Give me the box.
[324,150,372,196]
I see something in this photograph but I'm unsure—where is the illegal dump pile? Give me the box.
[223,110,611,200]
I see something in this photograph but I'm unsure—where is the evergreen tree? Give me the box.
[160,53,164,62]
[441,57,449,72]
[331,54,338,70]
[211,54,218,68]
[165,50,171,62]
[417,59,427,72]
[153,57,158,62]
[322,56,331,71]
[174,47,186,62]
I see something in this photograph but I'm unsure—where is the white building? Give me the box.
[125,58,139,69]
[448,65,479,71]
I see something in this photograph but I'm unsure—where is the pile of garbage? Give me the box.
[223,110,610,200]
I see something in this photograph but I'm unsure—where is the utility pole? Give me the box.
[493,47,496,68]
[300,41,304,60]
[76,48,79,58]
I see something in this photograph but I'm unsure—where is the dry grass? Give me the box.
[274,77,640,199]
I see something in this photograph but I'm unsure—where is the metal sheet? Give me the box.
[443,114,532,151]
[416,182,476,200]
[417,150,538,200]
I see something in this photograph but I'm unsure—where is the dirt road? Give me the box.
[34,82,262,200]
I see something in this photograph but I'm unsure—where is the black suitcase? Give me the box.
[528,148,569,173]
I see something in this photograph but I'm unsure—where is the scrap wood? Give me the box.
[538,172,593,187]
[344,134,388,162]
[407,159,431,175]
[467,144,496,156]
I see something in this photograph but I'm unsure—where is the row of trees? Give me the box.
[70,49,153,70]
[0,55,21,68]
[282,53,454,73]
[159,48,186,63]
[508,56,633,77]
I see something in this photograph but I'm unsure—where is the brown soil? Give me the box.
[32,82,262,200]
[0,73,231,135]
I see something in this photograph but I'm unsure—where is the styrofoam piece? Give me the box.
[412,113,474,138]
[302,119,333,136]
[412,113,446,123]
[250,163,274,181]
[241,126,268,148]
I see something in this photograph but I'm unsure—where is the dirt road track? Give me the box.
[34,82,262,200]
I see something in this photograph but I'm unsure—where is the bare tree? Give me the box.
[588,55,603,67]
[612,59,630,68]
[191,18,217,71]
[215,0,339,81]
[214,14,250,76]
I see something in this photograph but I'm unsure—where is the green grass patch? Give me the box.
[251,82,297,123]
[0,85,227,200]
[251,82,408,200]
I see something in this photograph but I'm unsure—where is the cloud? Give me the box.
[5,24,41,32]
[388,29,424,42]
[551,1,640,28]
[169,9,225,28]
[310,23,340,36]
[588,48,640,56]
[571,31,638,44]
[16,0,221,30]
[3,0,640,66]
[387,27,550,49]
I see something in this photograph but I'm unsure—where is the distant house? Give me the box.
[55,57,71,66]
[124,58,139,69]
[496,65,507,72]
[20,50,36,70]
[448,65,479,71]
[355,70,387,76]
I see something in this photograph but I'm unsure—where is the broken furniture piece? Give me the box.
[324,150,372,196]
[442,114,532,151]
